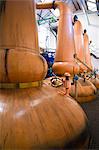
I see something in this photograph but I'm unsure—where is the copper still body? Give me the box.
[83,32,92,71]
[83,32,99,89]
[0,0,91,149]
[51,2,79,75]
[71,20,97,103]
[74,20,86,72]
[0,0,47,83]
[90,77,99,89]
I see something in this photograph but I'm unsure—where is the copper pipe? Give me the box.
[83,33,92,71]
[74,54,92,71]
[36,2,55,9]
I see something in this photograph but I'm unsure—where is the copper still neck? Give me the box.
[0,0,47,84]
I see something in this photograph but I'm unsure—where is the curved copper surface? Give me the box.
[70,78,97,103]
[83,33,92,71]
[74,20,88,72]
[0,84,88,148]
[90,78,99,89]
[53,2,79,75]
[0,1,90,148]
[0,0,47,83]
[74,20,84,61]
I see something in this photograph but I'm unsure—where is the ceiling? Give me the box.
[36,0,99,33]
[36,0,98,20]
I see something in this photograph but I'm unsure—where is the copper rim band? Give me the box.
[0,81,42,89]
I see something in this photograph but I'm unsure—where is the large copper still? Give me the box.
[0,0,90,149]
[83,31,99,89]
[71,20,97,103]
[52,3,79,75]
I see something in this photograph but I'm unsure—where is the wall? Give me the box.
[91,55,99,73]
[76,12,99,73]
[38,25,56,51]
[76,12,99,51]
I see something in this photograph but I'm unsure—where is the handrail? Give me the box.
[74,54,92,71]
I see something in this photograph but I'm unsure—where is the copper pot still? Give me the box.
[72,20,97,103]
[50,2,79,75]
[0,0,90,149]
[83,32,99,89]
[74,20,86,72]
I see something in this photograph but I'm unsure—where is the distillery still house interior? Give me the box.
[0,0,99,149]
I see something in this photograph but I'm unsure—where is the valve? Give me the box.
[74,75,79,81]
